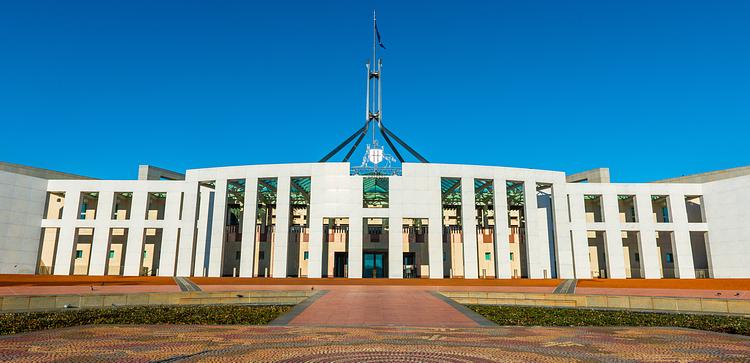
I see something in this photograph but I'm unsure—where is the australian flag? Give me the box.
[375,20,386,49]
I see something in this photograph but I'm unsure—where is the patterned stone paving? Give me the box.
[1,325,749,362]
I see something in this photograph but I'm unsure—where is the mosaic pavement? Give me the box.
[1,325,749,362]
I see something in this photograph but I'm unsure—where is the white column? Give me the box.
[157,191,182,276]
[53,190,81,275]
[239,177,258,277]
[670,192,696,278]
[176,183,199,276]
[123,191,147,276]
[550,183,575,279]
[388,177,403,278]
[307,215,324,278]
[272,177,291,278]
[460,177,479,279]
[88,191,114,276]
[207,179,227,277]
[427,176,444,278]
[568,192,592,278]
[349,216,363,278]
[388,218,403,279]
[635,193,661,278]
[192,186,214,276]
[523,180,546,278]
[602,193,626,278]
[427,218,443,278]
[493,178,511,279]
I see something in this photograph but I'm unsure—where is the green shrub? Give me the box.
[469,305,750,336]
[0,304,292,335]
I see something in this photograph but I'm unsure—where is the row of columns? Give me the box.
[45,180,704,279]
[52,189,182,277]
[568,191,699,279]
[182,176,574,279]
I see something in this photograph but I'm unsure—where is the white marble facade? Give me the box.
[1,162,746,279]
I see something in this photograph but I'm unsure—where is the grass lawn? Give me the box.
[0,304,292,335]
[469,305,750,336]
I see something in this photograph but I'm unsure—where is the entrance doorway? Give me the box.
[363,252,387,278]
[403,252,417,278]
[333,252,348,277]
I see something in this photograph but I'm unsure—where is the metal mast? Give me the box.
[320,11,428,164]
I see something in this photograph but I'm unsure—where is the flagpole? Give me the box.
[321,10,428,165]
[372,10,377,76]
[371,9,378,147]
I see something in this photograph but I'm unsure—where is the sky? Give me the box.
[0,1,748,182]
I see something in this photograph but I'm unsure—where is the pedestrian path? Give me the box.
[173,276,201,292]
[553,279,577,294]
[284,286,490,327]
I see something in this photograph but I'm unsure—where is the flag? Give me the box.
[375,20,386,49]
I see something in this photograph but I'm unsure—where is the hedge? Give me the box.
[469,305,750,336]
[0,304,292,335]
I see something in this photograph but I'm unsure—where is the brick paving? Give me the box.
[1,325,748,362]
[287,286,480,327]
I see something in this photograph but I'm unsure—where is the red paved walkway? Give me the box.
[2,275,750,300]
[287,286,480,327]
[0,285,180,296]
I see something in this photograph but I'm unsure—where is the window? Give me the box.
[112,192,133,220]
[146,192,167,220]
[304,251,309,260]
[484,252,491,261]
[77,192,99,220]
[143,250,148,258]
[259,251,265,260]
[43,192,65,220]
[108,250,115,259]
[235,251,241,260]
[584,195,604,223]
[685,196,706,223]
[363,177,389,208]
[617,195,638,223]
[651,195,671,223]
[666,253,674,263]
[509,252,514,261]
[75,250,83,259]
[635,253,640,262]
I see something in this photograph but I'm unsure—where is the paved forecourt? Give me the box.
[2,325,749,362]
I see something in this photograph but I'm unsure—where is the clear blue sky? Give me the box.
[1,1,747,181]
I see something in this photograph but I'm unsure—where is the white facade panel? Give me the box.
[703,175,750,278]
[0,171,48,274]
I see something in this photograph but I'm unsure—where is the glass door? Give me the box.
[364,253,375,278]
[403,252,416,278]
[374,253,384,278]
[363,252,386,278]
[333,252,348,277]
